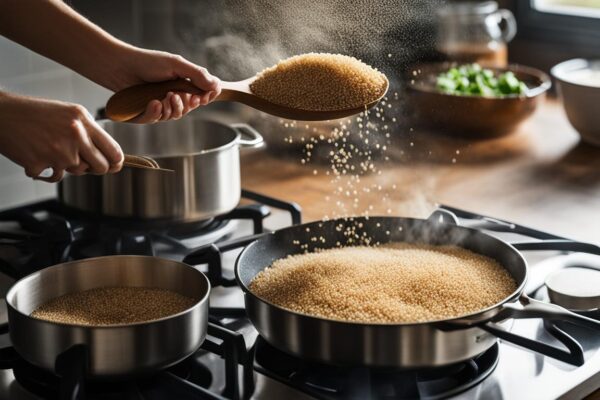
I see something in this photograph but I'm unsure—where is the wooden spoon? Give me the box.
[123,154,173,172]
[105,77,389,122]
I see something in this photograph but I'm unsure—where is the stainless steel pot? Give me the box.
[58,118,264,221]
[233,215,600,368]
[6,256,210,377]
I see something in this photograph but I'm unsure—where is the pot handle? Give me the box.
[480,295,600,366]
[231,123,264,148]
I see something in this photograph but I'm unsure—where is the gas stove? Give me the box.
[0,195,598,400]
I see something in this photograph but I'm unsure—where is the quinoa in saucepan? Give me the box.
[31,287,196,326]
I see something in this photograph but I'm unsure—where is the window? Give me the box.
[532,0,600,18]
[516,0,600,49]
[507,0,600,72]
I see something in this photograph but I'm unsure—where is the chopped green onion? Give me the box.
[436,63,528,97]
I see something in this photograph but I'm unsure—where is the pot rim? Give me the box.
[6,255,211,330]
[101,119,256,160]
[551,58,600,90]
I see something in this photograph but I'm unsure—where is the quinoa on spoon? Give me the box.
[106,53,389,122]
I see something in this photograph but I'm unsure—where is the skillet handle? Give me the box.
[481,296,600,366]
[494,296,600,330]
[510,240,600,255]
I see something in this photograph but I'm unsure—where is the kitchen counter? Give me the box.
[241,97,600,243]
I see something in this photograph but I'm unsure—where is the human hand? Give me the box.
[0,1,219,125]
[0,92,124,182]
[106,47,221,123]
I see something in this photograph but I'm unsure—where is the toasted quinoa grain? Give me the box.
[31,287,196,326]
[249,243,517,324]
[250,53,387,111]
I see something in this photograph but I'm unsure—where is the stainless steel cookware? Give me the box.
[233,214,600,369]
[546,266,600,312]
[58,118,264,221]
[6,256,210,377]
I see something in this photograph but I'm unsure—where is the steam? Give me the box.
[173,0,444,80]
[170,0,447,232]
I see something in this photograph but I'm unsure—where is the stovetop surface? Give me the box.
[0,199,598,400]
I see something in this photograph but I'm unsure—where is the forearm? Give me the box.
[0,1,220,124]
[0,91,12,133]
[0,90,23,125]
[0,0,131,90]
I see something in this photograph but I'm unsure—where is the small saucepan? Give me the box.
[59,117,264,222]
[5,256,210,378]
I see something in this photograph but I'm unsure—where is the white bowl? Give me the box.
[551,59,600,147]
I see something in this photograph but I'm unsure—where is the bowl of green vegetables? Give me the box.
[408,63,551,138]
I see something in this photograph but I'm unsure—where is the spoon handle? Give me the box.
[123,154,174,172]
[106,79,204,122]
[105,75,387,122]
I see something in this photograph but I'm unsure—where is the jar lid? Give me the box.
[546,267,600,311]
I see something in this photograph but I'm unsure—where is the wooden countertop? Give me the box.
[241,98,600,244]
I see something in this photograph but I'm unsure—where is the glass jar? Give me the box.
[436,1,517,67]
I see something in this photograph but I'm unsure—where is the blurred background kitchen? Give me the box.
[0,0,599,238]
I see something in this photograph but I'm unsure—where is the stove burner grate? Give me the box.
[252,337,499,400]
[7,349,225,400]
[0,320,253,400]
[0,189,301,279]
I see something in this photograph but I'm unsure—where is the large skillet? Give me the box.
[234,215,600,369]
[6,256,210,378]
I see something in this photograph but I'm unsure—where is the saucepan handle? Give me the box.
[480,295,600,366]
[231,123,265,148]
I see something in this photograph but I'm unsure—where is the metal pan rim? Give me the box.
[6,255,211,329]
[235,216,528,328]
